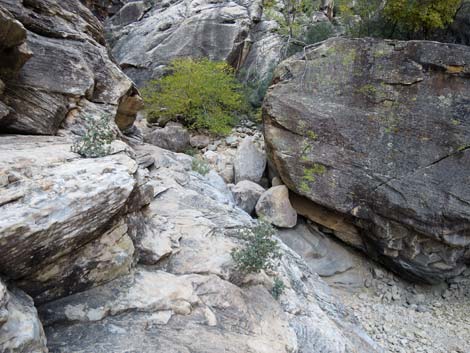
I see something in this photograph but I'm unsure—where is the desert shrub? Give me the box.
[271,277,286,300]
[142,58,246,135]
[231,221,282,273]
[71,115,114,158]
[192,157,210,176]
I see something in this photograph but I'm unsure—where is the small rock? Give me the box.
[255,185,297,228]
[231,180,265,214]
[190,134,211,149]
[234,136,267,184]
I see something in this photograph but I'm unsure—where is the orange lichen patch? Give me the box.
[446,65,464,74]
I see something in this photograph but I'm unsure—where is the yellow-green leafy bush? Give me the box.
[142,58,246,135]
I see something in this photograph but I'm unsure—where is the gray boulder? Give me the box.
[255,185,297,228]
[231,180,265,214]
[0,280,47,353]
[234,136,266,184]
[263,37,470,282]
[144,122,190,153]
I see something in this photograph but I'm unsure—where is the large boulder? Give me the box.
[263,37,470,283]
[0,0,142,135]
[0,135,154,303]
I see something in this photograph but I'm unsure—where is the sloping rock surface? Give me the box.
[0,0,142,135]
[36,143,380,353]
[263,37,470,283]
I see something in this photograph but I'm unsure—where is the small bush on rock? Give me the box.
[71,115,114,158]
[192,158,210,176]
[231,221,282,273]
[142,58,246,135]
[271,277,286,300]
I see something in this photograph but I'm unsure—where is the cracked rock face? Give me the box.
[0,0,142,135]
[263,37,470,283]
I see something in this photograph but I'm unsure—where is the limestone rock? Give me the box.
[255,185,297,228]
[263,37,470,282]
[234,136,266,184]
[231,180,265,214]
[0,0,141,135]
[144,122,190,153]
[0,135,137,281]
[0,281,48,353]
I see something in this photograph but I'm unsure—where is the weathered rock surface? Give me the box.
[0,280,48,353]
[36,143,379,353]
[17,219,135,304]
[234,136,266,184]
[230,180,265,214]
[105,0,282,87]
[0,135,147,302]
[263,37,470,282]
[256,185,297,228]
[0,0,142,135]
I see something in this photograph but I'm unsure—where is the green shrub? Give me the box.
[71,115,114,158]
[337,0,462,39]
[231,221,282,273]
[192,157,210,176]
[142,58,246,135]
[271,277,286,300]
[383,0,462,38]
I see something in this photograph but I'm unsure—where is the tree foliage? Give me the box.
[337,0,463,39]
[383,0,462,36]
[142,58,246,135]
